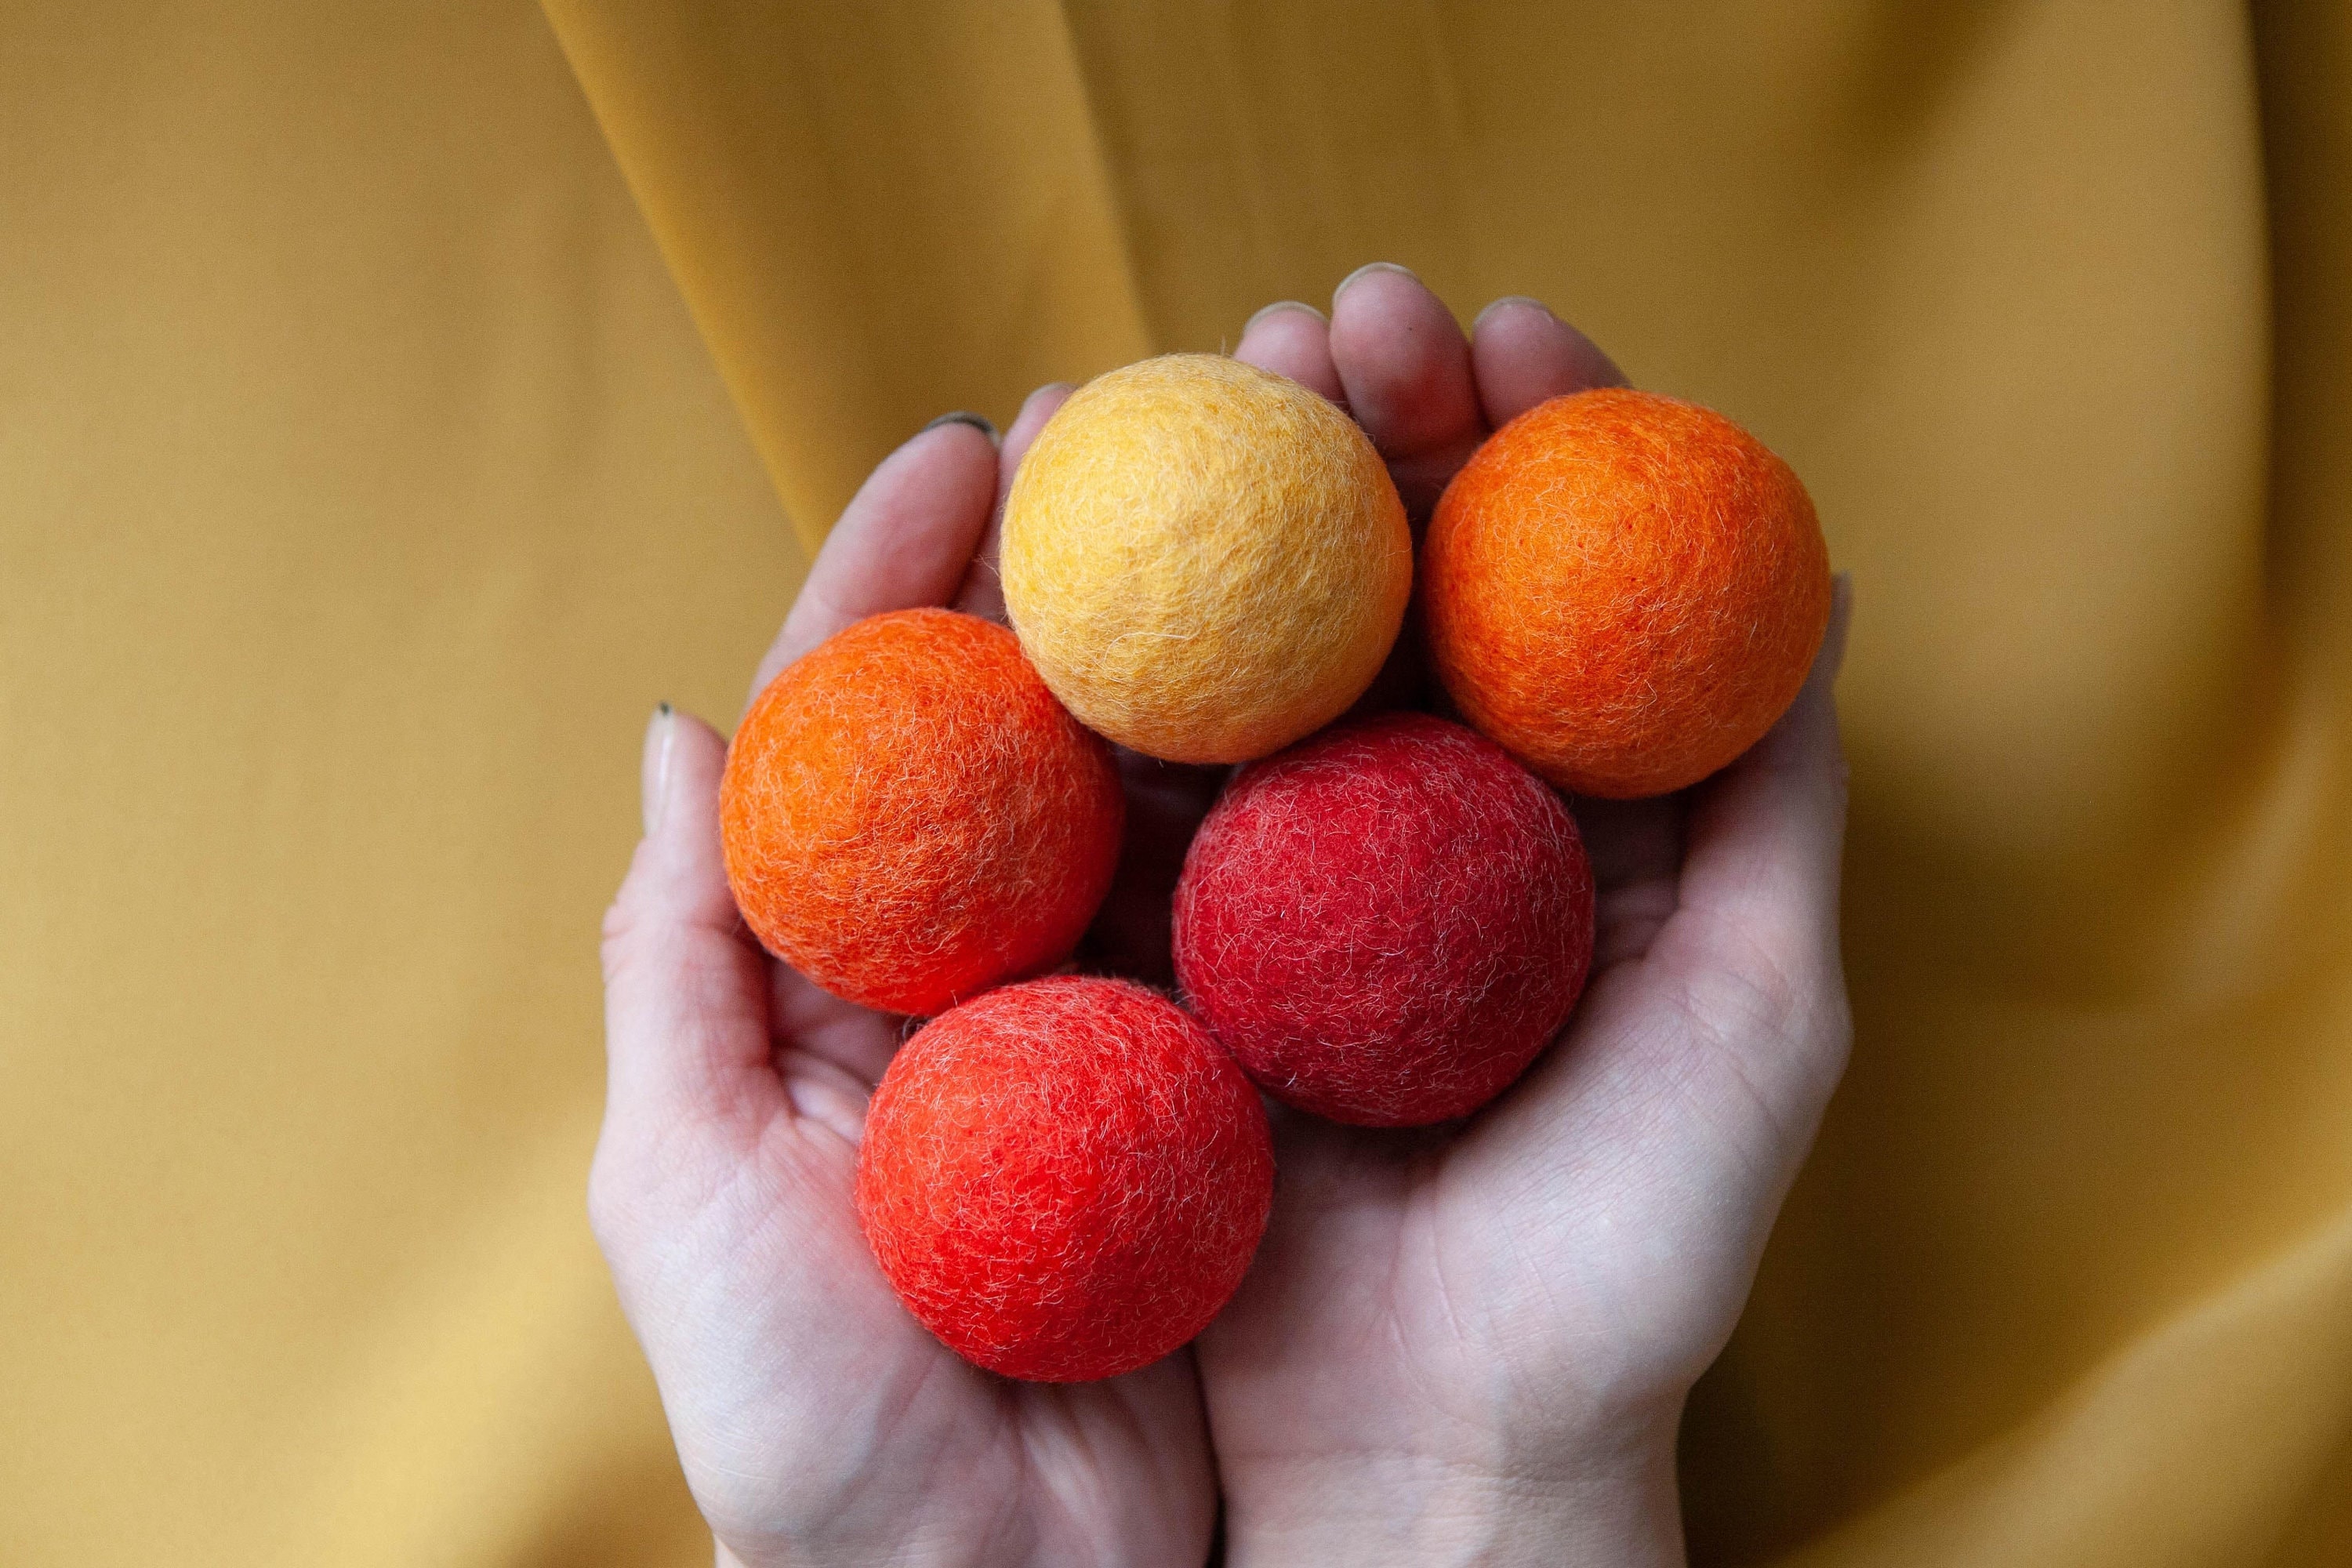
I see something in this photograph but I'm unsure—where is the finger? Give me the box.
[750,415,1002,698]
[1233,301,1345,402]
[956,381,1074,622]
[1327,262,1486,518]
[1674,574,1855,985]
[1468,296,1628,426]
[600,705,787,1146]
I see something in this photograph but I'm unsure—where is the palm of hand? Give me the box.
[1198,794,1844,1533]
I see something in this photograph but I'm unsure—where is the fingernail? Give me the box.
[1472,295,1554,333]
[1243,299,1327,335]
[1018,382,1077,423]
[1333,261,1419,307]
[921,410,1000,445]
[641,702,676,838]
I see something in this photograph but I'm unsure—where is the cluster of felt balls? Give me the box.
[719,354,1831,1384]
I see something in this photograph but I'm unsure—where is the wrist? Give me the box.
[1222,1412,1685,1568]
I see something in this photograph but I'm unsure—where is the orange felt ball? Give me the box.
[1425,388,1832,799]
[719,608,1123,1017]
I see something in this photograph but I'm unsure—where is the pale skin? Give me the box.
[594,263,1854,1566]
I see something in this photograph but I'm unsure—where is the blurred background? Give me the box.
[5,1,2348,1563]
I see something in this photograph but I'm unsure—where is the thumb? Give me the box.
[598,705,785,1158]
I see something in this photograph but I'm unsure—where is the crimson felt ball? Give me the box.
[1173,713,1596,1127]
[855,976,1275,1382]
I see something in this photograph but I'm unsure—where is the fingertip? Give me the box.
[1245,298,1327,333]
[1468,296,1627,426]
[611,703,747,1005]
[955,382,1078,622]
[1328,263,1479,447]
[755,416,1002,693]
[920,409,1001,447]
[1000,382,1076,473]
[899,411,1004,476]
[1330,260,1421,311]
[1327,261,1483,515]
[608,706,742,1000]
[1468,294,1548,336]
[637,706,731,887]
[1236,301,1345,402]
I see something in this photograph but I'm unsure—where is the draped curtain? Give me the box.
[4,2,2347,1562]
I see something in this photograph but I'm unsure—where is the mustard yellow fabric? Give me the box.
[6,0,2350,1563]
[0,3,775,1561]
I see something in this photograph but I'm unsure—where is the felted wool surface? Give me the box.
[1425,387,1832,799]
[1000,353,1413,764]
[1173,713,1595,1127]
[855,975,1276,1383]
[719,608,1123,1017]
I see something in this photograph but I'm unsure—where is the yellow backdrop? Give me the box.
[5,1,2348,1563]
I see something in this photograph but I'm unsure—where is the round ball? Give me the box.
[1001,354,1412,764]
[1173,713,1595,1127]
[856,976,1275,1382]
[1425,388,1832,799]
[720,608,1123,1017]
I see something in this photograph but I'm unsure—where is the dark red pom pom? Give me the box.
[855,976,1275,1382]
[1173,713,1595,1127]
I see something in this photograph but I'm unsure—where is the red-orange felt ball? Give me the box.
[1173,713,1595,1127]
[855,976,1275,1382]
[1425,387,1832,799]
[719,608,1123,1017]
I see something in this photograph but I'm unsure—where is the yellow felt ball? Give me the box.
[1001,354,1412,764]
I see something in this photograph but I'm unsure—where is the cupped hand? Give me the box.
[1193,267,1854,1568]
[595,266,1853,1568]
[591,397,1218,1568]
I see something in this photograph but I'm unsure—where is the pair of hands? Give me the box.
[594,264,1853,1567]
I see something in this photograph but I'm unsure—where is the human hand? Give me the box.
[1192,267,1854,1567]
[596,265,1849,1568]
[591,398,1220,1568]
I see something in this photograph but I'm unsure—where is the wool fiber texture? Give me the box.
[1173,713,1595,1127]
[855,975,1276,1383]
[1425,387,1832,799]
[1000,354,1412,764]
[719,608,1123,1018]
